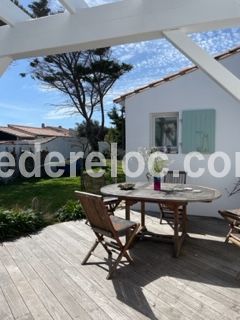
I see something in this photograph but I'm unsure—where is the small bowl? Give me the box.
[118,183,135,190]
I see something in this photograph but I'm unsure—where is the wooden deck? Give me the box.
[0,210,240,320]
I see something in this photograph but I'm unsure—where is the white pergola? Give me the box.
[0,0,240,100]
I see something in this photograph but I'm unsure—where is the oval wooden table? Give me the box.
[101,182,222,257]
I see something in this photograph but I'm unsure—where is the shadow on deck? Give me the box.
[0,212,239,320]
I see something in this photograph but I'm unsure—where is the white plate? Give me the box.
[192,189,202,193]
[184,187,193,191]
[173,187,184,192]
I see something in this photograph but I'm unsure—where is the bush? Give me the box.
[55,200,85,222]
[0,208,46,242]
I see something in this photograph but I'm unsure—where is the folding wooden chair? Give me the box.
[75,191,140,279]
[218,209,240,247]
[163,170,187,184]
[159,170,187,224]
[219,209,240,279]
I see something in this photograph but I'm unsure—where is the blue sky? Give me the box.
[0,0,240,129]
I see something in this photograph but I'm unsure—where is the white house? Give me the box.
[0,123,87,157]
[0,124,88,181]
[115,46,240,217]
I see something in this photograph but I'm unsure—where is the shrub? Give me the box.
[55,200,85,222]
[0,208,45,242]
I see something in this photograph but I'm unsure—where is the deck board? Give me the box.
[0,210,240,320]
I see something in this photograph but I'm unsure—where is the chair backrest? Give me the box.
[164,170,187,184]
[81,172,106,194]
[75,191,114,234]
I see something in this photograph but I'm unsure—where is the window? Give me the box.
[151,112,179,153]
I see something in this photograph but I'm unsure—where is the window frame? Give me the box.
[150,112,179,153]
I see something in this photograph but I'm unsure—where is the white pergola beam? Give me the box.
[0,57,12,75]
[0,0,240,60]
[0,0,30,26]
[58,0,88,14]
[163,29,240,102]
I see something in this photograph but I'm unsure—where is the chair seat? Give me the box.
[219,209,240,225]
[110,216,136,236]
[222,208,240,215]
[224,209,240,219]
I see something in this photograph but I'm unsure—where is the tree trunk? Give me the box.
[97,95,105,142]
[86,120,98,151]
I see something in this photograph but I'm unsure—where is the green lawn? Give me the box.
[0,161,125,215]
[0,177,81,214]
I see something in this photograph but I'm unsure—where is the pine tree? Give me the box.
[107,106,125,150]
[21,1,132,151]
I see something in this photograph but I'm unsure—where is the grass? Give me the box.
[0,160,125,242]
[0,177,81,215]
[0,160,125,216]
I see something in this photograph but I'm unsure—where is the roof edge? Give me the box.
[114,45,240,104]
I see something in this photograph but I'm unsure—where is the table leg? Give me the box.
[125,200,136,242]
[173,203,188,257]
[182,204,188,235]
[141,201,146,229]
[125,201,130,221]
[173,205,180,257]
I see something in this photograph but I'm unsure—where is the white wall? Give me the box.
[41,137,85,159]
[125,53,240,217]
[0,137,85,158]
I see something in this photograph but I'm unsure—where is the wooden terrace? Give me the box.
[0,209,239,320]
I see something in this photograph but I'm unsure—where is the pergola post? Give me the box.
[0,57,12,76]
[0,0,30,26]
[0,0,30,74]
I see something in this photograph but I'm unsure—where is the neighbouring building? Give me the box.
[114,46,240,217]
[0,124,88,181]
[0,123,87,157]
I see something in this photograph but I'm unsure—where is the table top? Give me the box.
[101,182,222,204]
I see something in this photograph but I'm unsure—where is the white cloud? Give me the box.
[37,84,59,93]
[0,102,36,113]
[85,0,119,6]
[55,0,119,9]
[44,106,76,120]
[110,28,240,100]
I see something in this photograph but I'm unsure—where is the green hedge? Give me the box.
[0,208,46,242]
[55,200,85,222]
[0,199,85,242]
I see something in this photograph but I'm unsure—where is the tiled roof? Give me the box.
[0,126,35,138]
[8,125,70,137]
[45,126,70,135]
[114,46,240,103]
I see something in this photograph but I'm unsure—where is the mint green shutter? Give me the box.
[182,109,216,154]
